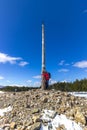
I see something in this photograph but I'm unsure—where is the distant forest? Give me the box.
[0,86,39,92]
[49,78,87,91]
[0,78,87,92]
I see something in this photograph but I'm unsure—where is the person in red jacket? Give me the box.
[42,71,51,89]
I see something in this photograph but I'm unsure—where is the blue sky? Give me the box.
[0,0,87,86]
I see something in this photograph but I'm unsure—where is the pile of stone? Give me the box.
[0,89,87,130]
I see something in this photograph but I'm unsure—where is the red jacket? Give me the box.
[42,72,51,80]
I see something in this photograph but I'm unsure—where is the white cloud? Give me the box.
[59,60,65,65]
[27,80,32,83]
[59,60,70,66]
[73,61,87,68]
[33,81,41,87]
[0,52,29,67]
[50,79,57,84]
[0,76,4,80]
[60,80,68,83]
[33,75,41,79]
[58,69,69,72]
[19,61,29,67]
[0,52,22,64]
[6,80,11,83]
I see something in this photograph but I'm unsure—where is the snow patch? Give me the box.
[0,106,12,129]
[69,92,87,98]
[40,109,82,130]
[0,106,12,116]
[0,91,4,94]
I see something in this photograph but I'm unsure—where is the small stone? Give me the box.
[4,127,10,130]
[84,128,87,130]
[28,122,41,130]
[10,122,16,129]
[42,97,48,103]
[32,115,41,122]
[27,119,33,126]
[56,124,65,130]
[31,108,39,114]
[70,95,75,101]
[75,111,86,125]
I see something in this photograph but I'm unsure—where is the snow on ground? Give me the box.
[40,110,82,130]
[0,106,12,130]
[0,91,4,94]
[69,92,87,98]
[0,106,12,116]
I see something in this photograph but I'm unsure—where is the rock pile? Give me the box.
[0,89,87,130]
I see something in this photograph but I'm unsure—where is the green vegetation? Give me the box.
[49,78,87,91]
[0,86,39,92]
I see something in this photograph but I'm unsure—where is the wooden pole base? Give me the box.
[41,76,48,90]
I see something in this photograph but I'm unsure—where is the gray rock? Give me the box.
[28,122,41,130]
[0,89,87,129]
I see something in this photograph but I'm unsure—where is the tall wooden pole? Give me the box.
[42,24,46,72]
[41,24,46,90]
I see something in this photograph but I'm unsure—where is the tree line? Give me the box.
[49,78,87,91]
[0,86,39,92]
